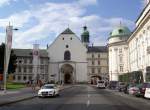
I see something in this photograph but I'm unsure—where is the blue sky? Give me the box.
[0,0,148,49]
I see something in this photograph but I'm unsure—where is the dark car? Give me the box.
[139,82,150,97]
[118,82,126,92]
[123,83,141,96]
[108,81,119,89]
[123,83,135,94]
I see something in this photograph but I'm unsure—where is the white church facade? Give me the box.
[47,28,88,83]
[108,1,150,82]
[13,26,108,84]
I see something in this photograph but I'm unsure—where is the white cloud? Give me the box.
[0,0,16,7]
[0,1,135,49]
[0,11,31,27]
[77,0,98,7]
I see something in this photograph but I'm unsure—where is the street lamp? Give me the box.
[110,71,112,81]
[3,23,18,93]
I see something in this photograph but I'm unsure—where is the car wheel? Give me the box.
[38,96,42,98]
[53,91,56,97]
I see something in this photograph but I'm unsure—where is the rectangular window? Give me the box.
[98,68,101,73]
[18,76,21,80]
[92,68,95,73]
[41,59,44,64]
[24,58,27,64]
[92,61,95,65]
[119,49,122,53]
[98,60,100,65]
[45,66,48,73]
[120,66,123,72]
[29,59,32,64]
[29,66,32,73]
[24,67,27,73]
[119,56,123,63]
[40,65,44,73]
[18,66,21,72]
[92,54,94,58]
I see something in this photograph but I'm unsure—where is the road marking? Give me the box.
[86,100,90,107]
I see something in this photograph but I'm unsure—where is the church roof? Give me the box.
[61,28,74,34]
[13,49,48,57]
[87,46,108,53]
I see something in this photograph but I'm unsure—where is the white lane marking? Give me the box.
[86,100,90,107]
[88,94,90,98]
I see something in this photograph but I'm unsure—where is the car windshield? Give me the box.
[119,82,125,85]
[42,85,54,89]
[129,84,135,87]
[98,81,104,83]
[143,83,149,88]
[147,83,150,88]
[110,81,118,85]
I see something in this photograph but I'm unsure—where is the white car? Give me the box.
[144,83,150,99]
[96,80,106,88]
[38,84,59,97]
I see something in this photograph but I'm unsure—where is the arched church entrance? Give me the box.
[90,75,101,85]
[61,64,73,84]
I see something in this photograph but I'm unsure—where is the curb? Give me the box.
[0,95,37,107]
[0,85,74,107]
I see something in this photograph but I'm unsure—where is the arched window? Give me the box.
[64,51,71,60]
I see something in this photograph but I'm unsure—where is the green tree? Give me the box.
[0,43,17,74]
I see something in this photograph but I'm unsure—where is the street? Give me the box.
[0,85,150,110]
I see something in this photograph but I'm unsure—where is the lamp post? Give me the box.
[3,23,18,93]
[110,71,112,81]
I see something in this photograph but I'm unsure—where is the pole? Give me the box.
[3,24,13,93]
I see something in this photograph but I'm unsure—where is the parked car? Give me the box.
[144,82,150,99]
[123,83,141,96]
[117,82,126,92]
[139,82,150,97]
[108,81,118,89]
[129,84,142,96]
[96,80,106,89]
[123,83,130,94]
[38,84,59,97]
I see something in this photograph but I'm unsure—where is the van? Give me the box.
[96,80,106,89]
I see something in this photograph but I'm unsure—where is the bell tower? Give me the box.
[81,26,90,47]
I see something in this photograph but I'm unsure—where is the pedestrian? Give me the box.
[31,80,36,90]
[38,79,43,88]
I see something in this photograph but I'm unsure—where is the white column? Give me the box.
[33,44,40,82]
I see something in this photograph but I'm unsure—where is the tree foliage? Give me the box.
[0,43,17,74]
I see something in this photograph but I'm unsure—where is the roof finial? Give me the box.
[83,25,87,31]
[119,21,122,27]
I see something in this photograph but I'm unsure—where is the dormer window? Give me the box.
[118,29,123,33]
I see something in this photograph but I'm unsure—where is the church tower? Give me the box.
[81,26,90,47]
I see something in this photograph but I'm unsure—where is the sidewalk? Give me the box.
[0,85,73,106]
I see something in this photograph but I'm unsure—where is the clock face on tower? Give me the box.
[33,50,39,56]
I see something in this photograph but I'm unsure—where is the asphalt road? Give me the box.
[0,85,150,110]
